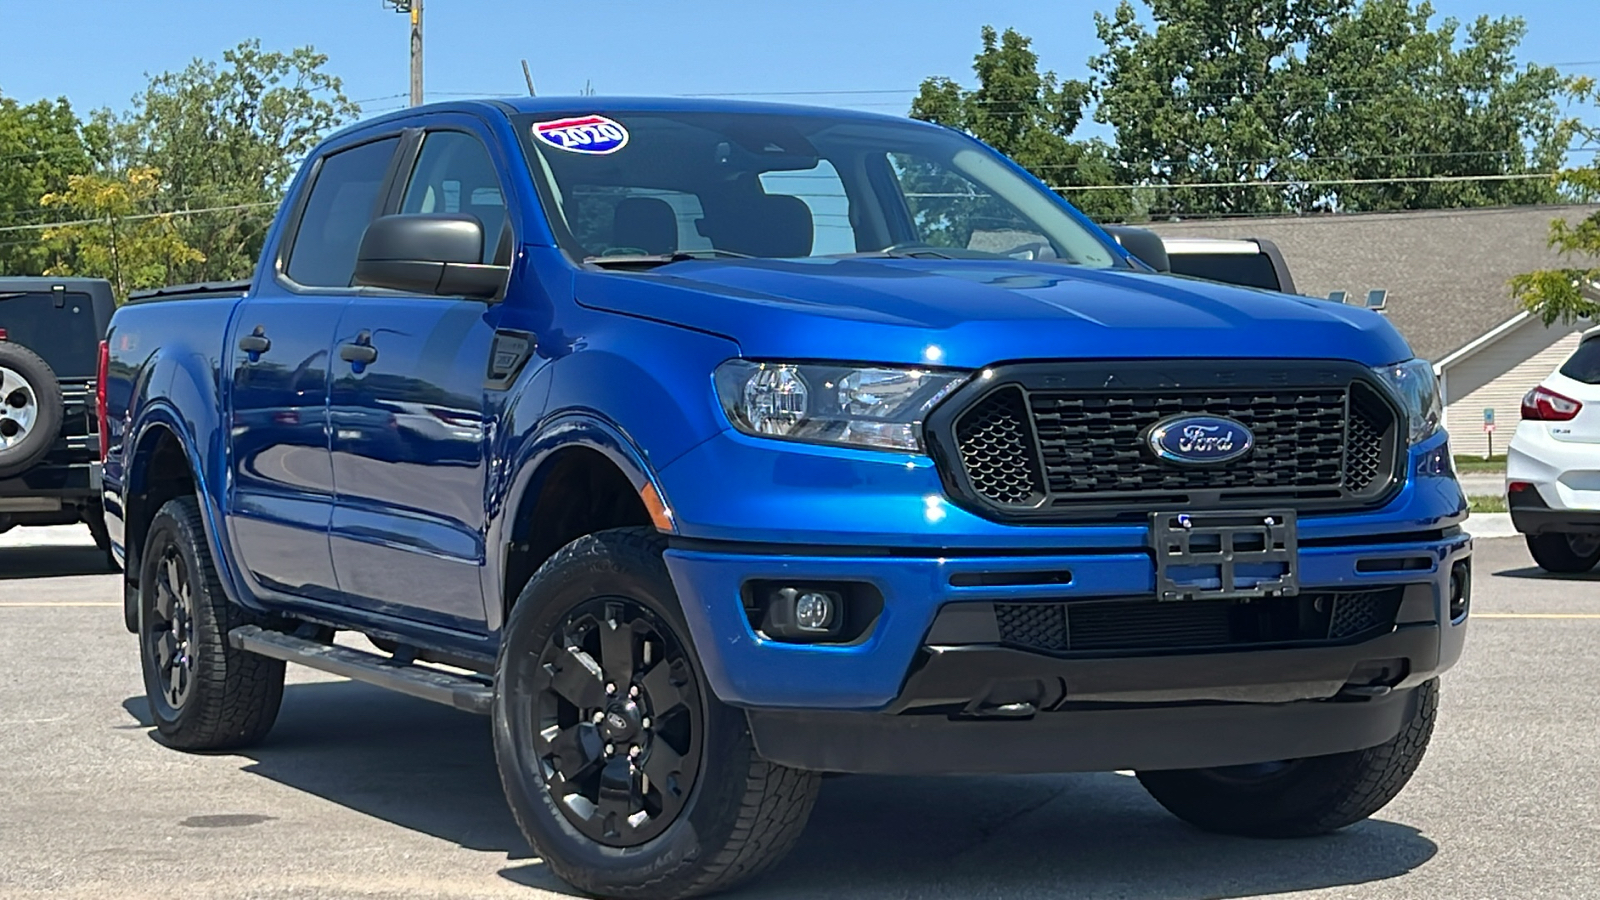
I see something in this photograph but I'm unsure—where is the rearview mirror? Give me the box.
[354,214,509,300]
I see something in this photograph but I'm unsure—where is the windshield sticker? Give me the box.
[532,115,629,155]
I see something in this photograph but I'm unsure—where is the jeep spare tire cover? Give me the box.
[0,341,64,479]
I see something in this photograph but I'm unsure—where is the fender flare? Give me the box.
[123,401,262,618]
[485,410,681,629]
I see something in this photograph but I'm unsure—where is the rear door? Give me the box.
[227,136,402,599]
[326,122,513,630]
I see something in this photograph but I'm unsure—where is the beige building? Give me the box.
[1150,205,1600,457]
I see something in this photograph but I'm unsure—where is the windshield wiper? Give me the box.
[585,248,756,269]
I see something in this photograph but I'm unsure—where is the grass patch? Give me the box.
[1454,454,1507,473]
[1469,494,1508,513]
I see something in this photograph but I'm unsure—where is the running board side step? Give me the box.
[228,625,494,715]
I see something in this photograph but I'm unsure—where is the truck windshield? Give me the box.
[516,109,1121,269]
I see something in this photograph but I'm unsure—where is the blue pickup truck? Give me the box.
[100,98,1470,898]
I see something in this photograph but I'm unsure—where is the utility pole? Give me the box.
[383,0,424,106]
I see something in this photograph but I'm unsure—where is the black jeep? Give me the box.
[0,278,116,556]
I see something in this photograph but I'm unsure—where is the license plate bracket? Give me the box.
[1150,509,1298,601]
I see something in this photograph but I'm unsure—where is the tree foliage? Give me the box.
[1512,78,1600,326]
[1090,0,1571,216]
[910,27,1132,221]
[39,168,204,301]
[0,93,93,275]
[97,40,358,284]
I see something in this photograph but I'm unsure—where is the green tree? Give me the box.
[1090,0,1571,216]
[39,167,204,301]
[0,93,93,275]
[100,40,358,284]
[911,26,1133,222]
[1511,78,1600,325]
[1297,0,1571,211]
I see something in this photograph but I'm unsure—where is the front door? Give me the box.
[327,127,515,630]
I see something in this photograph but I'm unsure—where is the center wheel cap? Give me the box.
[601,700,643,742]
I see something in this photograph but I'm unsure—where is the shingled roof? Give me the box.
[1147,204,1600,364]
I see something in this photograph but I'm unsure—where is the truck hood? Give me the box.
[576,257,1413,368]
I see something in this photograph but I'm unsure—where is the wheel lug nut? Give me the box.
[629,745,641,758]
[641,717,651,730]
[629,685,639,698]
[592,711,604,724]
[605,743,615,756]
[606,683,616,695]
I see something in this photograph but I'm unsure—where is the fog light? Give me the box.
[794,592,835,631]
[758,586,845,642]
[1449,559,1471,621]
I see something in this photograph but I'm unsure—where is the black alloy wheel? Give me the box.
[144,543,197,716]
[532,596,703,847]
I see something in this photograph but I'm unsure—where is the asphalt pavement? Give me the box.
[1,526,1596,900]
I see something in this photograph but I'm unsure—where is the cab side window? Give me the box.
[401,131,510,264]
[285,137,400,287]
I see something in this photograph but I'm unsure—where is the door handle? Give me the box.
[339,341,378,365]
[238,327,271,356]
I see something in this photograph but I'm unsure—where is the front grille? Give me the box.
[994,588,1403,655]
[935,362,1400,519]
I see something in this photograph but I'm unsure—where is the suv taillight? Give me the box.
[96,339,110,461]
[1521,385,1582,421]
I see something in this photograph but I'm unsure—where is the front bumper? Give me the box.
[665,532,1471,711]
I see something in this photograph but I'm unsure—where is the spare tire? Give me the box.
[0,342,64,479]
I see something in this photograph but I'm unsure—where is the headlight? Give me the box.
[715,361,967,452]
[1373,358,1442,445]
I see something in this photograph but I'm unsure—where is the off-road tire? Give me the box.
[1137,679,1438,837]
[494,527,821,900]
[0,341,63,479]
[137,496,285,750]
[1525,533,1600,574]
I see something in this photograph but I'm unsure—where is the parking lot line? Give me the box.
[1472,613,1600,619]
[0,602,121,607]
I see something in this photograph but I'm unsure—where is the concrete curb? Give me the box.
[1464,513,1518,540]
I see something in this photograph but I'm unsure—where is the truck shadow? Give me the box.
[0,543,116,579]
[125,681,1436,899]
[1490,564,1600,582]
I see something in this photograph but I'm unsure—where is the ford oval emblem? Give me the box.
[1148,415,1254,465]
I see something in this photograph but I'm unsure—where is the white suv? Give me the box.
[1507,327,1600,572]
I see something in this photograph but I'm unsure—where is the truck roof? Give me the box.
[339,96,944,138]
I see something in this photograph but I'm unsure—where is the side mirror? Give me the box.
[1101,225,1171,273]
[354,214,509,300]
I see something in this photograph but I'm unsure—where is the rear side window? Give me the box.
[1559,338,1600,384]
[400,131,510,264]
[0,292,99,378]
[1168,251,1283,291]
[285,138,400,287]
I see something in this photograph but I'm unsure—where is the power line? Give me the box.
[1056,172,1560,191]
[0,201,278,235]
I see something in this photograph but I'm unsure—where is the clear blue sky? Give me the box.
[1,0,1596,140]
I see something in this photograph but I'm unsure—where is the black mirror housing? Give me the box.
[354,214,510,300]
[1102,225,1171,273]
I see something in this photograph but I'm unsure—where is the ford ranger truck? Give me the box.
[100,98,1470,900]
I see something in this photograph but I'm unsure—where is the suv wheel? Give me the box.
[0,342,63,479]
[1525,532,1600,573]
[1137,679,1437,837]
[494,527,820,900]
[138,496,285,750]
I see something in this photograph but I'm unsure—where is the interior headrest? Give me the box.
[612,196,679,255]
